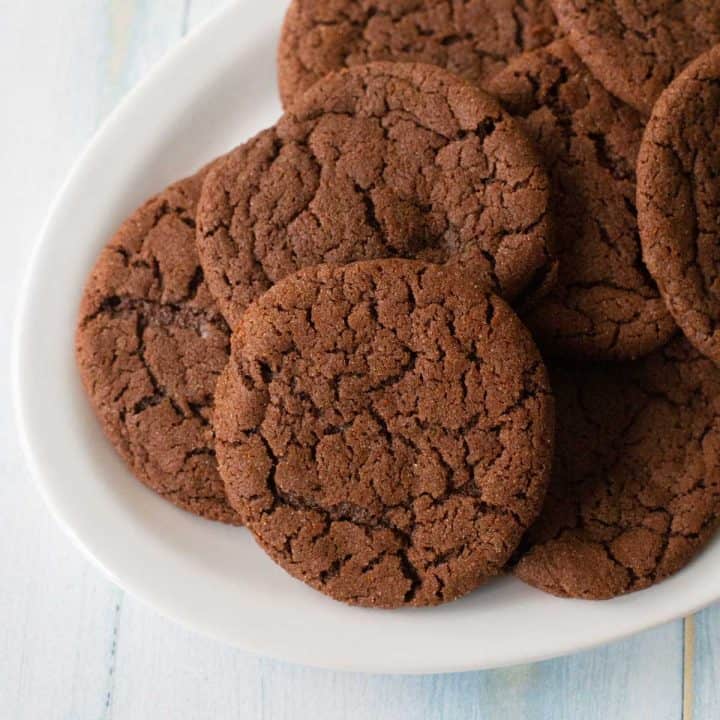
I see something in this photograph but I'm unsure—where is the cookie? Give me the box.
[76,168,241,525]
[197,62,556,329]
[550,0,720,116]
[277,0,558,108]
[488,40,675,359]
[215,260,554,608]
[515,337,720,600]
[638,45,720,367]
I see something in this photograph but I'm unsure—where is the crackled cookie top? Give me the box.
[638,45,720,366]
[278,0,558,107]
[515,337,720,600]
[551,0,720,115]
[215,260,554,607]
[489,40,675,359]
[76,169,240,524]
[197,62,555,328]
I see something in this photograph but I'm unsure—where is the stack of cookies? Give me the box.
[76,0,720,607]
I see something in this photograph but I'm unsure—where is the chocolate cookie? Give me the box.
[197,62,556,328]
[278,0,558,108]
[638,45,720,367]
[550,0,720,116]
[515,337,720,600]
[488,40,675,359]
[215,260,554,607]
[76,169,241,524]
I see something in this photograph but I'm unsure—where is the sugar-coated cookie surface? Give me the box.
[550,0,720,115]
[516,337,720,599]
[215,260,554,607]
[197,61,556,328]
[278,0,557,107]
[489,40,675,359]
[76,169,241,525]
[638,44,720,366]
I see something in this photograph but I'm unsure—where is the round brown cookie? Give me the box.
[214,259,554,608]
[488,40,675,359]
[197,62,556,329]
[515,336,720,600]
[278,0,558,108]
[638,45,720,367]
[550,0,720,116]
[76,168,241,525]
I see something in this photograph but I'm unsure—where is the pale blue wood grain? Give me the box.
[693,608,719,719]
[262,622,683,720]
[99,0,186,118]
[106,600,684,720]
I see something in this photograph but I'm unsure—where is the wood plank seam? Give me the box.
[182,0,192,35]
[102,597,124,719]
[683,615,695,720]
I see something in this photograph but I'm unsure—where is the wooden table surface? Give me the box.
[1,2,718,718]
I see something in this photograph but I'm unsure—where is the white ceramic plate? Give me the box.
[14,0,720,674]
